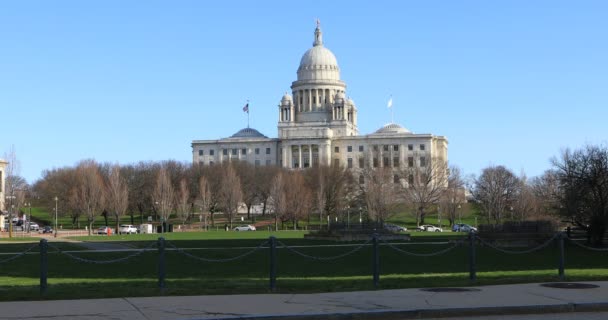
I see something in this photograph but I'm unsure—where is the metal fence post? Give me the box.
[158,237,166,291]
[39,239,48,295]
[269,236,277,292]
[558,232,565,280]
[373,233,380,288]
[469,232,476,282]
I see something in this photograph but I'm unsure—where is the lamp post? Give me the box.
[346,206,350,230]
[359,207,362,228]
[24,202,31,233]
[457,204,462,224]
[54,196,58,238]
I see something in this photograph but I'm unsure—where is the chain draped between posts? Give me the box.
[165,239,269,262]
[566,237,608,251]
[277,238,373,261]
[46,241,157,264]
[476,233,560,255]
[378,237,461,257]
[0,243,38,264]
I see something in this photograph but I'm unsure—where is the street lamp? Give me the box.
[54,196,58,238]
[24,202,31,233]
[346,205,350,230]
[359,207,362,227]
[457,204,462,224]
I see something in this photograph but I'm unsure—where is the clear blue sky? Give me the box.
[1,1,607,183]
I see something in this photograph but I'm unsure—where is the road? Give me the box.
[427,311,608,320]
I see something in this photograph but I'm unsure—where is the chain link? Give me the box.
[165,240,269,262]
[47,242,156,264]
[379,237,461,257]
[566,238,608,251]
[277,238,373,261]
[0,243,39,264]
[476,233,559,255]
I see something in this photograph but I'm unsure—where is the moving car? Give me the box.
[118,224,138,234]
[384,223,407,232]
[452,223,477,233]
[41,226,53,234]
[97,226,114,235]
[417,225,443,232]
[28,222,40,231]
[234,225,256,231]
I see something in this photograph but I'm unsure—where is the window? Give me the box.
[408,144,413,151]
[393,145,399,151]
[373,158,379,168]
[241,148,247,155]
[198,150,204,156]
[209,150,215,156]
[223,149,228,156]
[255,148,260,155]
[393,157,400,167]
[209,161,214,166]
[420,156,426,167]
[347,146,352,152]
[359,157,364,168]
[408,157,414,167]
[265,159,271,166]
[333,159,340,166]
[383,145,389,152]
[408,174,414,185]
[420,144,425,151]
[347,158,353,168]
[255,160,260,166]
[231,149,237,155]
[359,174,365,184]
[394,175,400,184]
[335,146,340,153]
[266,148,271,154]
[383,157,389,167]
[358,145,364,152]
[373,145,379,151]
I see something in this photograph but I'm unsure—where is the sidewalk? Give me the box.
[0,282,607,320]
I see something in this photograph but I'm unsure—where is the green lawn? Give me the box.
[1,232,607,301]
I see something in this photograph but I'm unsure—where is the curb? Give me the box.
[203,302,608,320]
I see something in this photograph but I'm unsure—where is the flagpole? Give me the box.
[247,100,250,128]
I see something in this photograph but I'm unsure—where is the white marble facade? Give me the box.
[192,23,448,174]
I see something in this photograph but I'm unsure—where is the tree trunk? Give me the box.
[88,221,93,236]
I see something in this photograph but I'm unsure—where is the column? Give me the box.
[290,106,294,122]
[282,146,287,168]
[298,145,303,169]
[309,144,313,167]
[325,143,331,166]
[400,144,405,169]
[308,90,312,111]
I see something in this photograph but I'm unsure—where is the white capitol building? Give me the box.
[192,23,448,176]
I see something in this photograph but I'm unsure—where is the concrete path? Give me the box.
[0,282,607,320]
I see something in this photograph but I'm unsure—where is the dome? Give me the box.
[296,25,341,81]
[373,123,411,135]
[281,93,293,102]
[230,128,268,139]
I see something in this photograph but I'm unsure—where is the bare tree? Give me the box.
[440,166,466,227]
[473,165,519,225]
[75,160,106,236]
[153,166,174,233]
[176,178,191,227]
[552,145,608,245]
[107,165,129,233]
[269,172,287,231]
[218,164,242,229]
[512,173,536,221]
[361,168,398,224]
[234,161,257,221]
[281,172,312,230]
[198,175,212,229]
[399,157,448,226]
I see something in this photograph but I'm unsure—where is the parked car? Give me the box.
[41,226,53,234]
[418,225,443,232]
[452,223,477,233]
[28,222,40,231]
[234,225,256,231]
[118,224,138,234]
[384,223,407,232]
[97,226,114,235]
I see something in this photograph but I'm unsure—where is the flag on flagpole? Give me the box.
[387,97,393,109]
[243,102,249,113]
